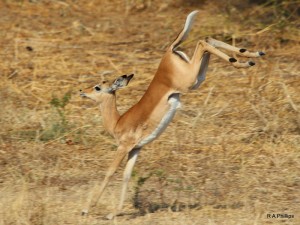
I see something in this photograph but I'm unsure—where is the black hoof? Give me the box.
[239,48,247,53]
[248,61,255,66]
[229,57,237,63]
[259,51,265,56]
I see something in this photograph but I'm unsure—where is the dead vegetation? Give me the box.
[0,0,299,224]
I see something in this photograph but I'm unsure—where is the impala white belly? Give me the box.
[136,93,181,148]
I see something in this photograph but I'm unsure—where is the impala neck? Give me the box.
[99,94,120,136]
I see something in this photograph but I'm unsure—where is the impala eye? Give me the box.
[94,86,101,92]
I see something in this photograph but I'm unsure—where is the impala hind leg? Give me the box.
[192,40,259,69]
[206,37,265,58]
[191,52,211,90]
[106,148,141,220]
[82,145,133,216]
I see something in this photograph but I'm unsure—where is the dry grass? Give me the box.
[0,0,300,224]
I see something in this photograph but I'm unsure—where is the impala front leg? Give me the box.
[106,148,141,220]
[82,144,134,216]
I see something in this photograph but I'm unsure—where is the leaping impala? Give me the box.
[80,10,265,219]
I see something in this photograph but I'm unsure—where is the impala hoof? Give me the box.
[81,209,89,216]
[259,51,265,56]
[229,57,237,63]
[248,61,255,66]
[105,213,115,220]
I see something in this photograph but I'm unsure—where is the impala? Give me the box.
[80,10,265,219]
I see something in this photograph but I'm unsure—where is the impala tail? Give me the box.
[171,10,199,51]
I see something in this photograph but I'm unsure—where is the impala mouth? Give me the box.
[79,90,87,98]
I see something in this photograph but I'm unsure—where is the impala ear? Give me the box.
[110,74,134,91]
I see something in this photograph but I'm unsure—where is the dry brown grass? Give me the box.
[0,0,299,224]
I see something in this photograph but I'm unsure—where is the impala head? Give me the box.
[80,74,134,102]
